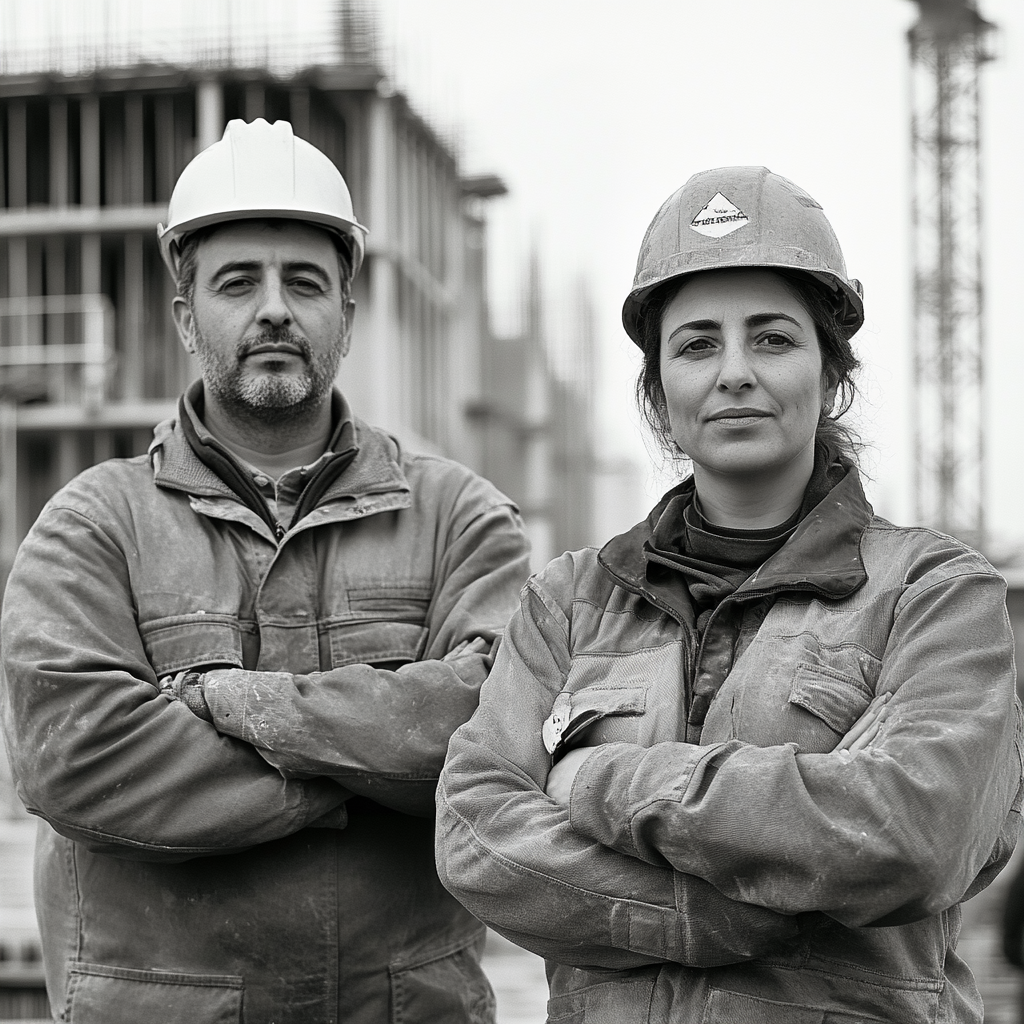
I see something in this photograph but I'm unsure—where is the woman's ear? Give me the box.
[822,380,839,416]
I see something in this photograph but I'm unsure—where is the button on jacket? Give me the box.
[437,466,1024,1024]
[1,389,530,1024]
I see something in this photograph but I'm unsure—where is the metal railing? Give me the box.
[0,294,114,411]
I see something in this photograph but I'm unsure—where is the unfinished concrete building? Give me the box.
[0,8,556,587]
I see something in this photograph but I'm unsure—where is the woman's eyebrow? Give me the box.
[667,318,719,342]
[746,312,802,328]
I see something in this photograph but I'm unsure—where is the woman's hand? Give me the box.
[835,691,891,756]
[546,746,600,806]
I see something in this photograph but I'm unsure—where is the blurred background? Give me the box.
[1,0,1024,1020]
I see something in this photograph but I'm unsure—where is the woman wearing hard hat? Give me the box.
[436,166,1023,1023]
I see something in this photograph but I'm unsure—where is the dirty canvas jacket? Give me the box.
[0,390,530,1024]
[437,466,1024,1024]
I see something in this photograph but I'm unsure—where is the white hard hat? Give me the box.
[622,166,863,345]
[158,118,368,281]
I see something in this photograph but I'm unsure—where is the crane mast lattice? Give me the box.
[909,0,995,550]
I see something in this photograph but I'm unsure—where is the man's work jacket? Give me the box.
[0,389,530,1024]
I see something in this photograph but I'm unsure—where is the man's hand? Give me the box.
[546,746,599,806]
[159,669,213,722]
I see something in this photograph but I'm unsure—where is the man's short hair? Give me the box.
[175,219,355,308]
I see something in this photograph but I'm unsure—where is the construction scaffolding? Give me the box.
[909,0,995,549]
[0,0,600,587]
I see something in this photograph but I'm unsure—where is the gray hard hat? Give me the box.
[622,166,864,345]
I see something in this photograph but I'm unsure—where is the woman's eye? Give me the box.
[678,337,715,356]
[758,331,795,348]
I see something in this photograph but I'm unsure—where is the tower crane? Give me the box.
[908,0,995,549]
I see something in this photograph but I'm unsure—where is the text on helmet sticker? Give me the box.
[690,192,749,238]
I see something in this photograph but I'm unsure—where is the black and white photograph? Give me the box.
[1,2,1024,1021]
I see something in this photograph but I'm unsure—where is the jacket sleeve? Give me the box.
[201,495,532,817]
[0,504,347,862]
[566,560,1024,928]
[435,557,805,971]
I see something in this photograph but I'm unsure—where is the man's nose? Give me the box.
[255,276,292,328]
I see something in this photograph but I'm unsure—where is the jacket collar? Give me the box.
[598,464,872,617]
[151,381,411,521]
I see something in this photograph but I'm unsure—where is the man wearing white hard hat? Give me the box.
[0,119,529,1024]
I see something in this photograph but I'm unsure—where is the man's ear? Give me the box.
[172,296,196,355]
[340,299,356,359]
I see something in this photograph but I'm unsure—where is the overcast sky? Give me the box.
[383,0,1024,548]
[5,0,1024,545]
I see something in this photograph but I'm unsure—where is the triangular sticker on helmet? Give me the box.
[690,193,749,238]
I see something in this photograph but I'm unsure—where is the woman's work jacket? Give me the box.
[437,465,1024,1024]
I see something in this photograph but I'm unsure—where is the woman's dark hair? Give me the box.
[633,268,862,466]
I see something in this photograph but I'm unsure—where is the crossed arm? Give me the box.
[436,552,1023,968]
[0,493,529,858]
[161,501,531,816]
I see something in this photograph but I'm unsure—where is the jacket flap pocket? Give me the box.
[326,620,427,668]
[543,687,646,755]
[67,962,242,1024]
[570,686,647,719]
[788,662,872,736]
[138,615,245,677]
[347,585,432,621]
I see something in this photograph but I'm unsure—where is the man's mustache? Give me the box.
[237,329,312,360]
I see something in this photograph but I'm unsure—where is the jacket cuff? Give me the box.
[204,668,293,742]
[567,742,650,857]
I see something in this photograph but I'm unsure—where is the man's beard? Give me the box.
[193,323,344,426]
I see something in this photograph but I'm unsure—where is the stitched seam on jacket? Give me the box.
[626,742,732,854]
[893,569,1006,620]
[442,785,674,912]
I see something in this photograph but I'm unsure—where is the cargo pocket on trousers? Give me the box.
[65,962,242,1024]
[703,988,885,1023]
[389,935,495,1024]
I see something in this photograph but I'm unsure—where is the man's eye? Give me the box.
[290,279,323,295]
[220,278,253,293]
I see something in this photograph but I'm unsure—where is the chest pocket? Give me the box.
[543,686,647,761]
[138,614,246,677]
[789,662,874,739]
[324,585,432,669]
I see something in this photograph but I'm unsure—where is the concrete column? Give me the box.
[196,81,224,152]
[80,236,101,300]
[0,401,17,591]
[80,96,101,207]
[7,100,26,208]
[56,431,78,489]
[154,95,175,202]
[289,88,310,139]
[344,93,400,431]
[125,94,144,205]
[122,234,144,399]
[244,84,265,123]
[49,97,69,208]
[46,237,67,402]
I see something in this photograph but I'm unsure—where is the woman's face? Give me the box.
[659,268,834,482]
